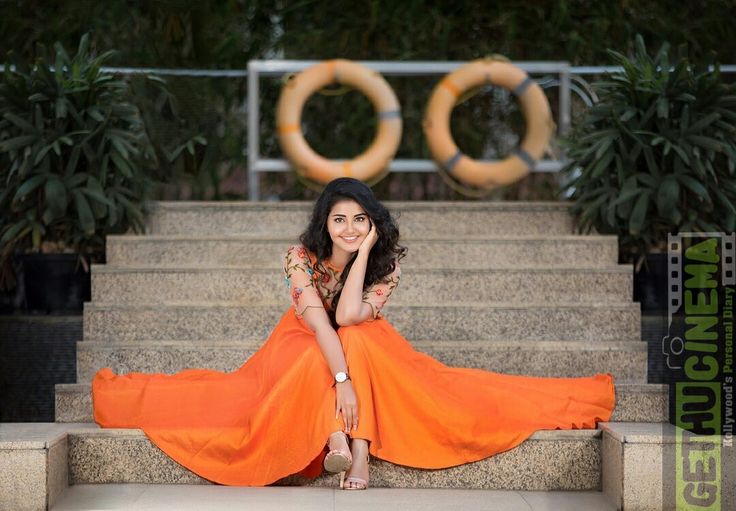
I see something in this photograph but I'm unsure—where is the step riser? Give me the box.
[148,205,576,236]
[67,431,601,490]
[83,306,641,342]
[56,384,666,424]
[57,389,92,423]
[74,342,647,382]
[107,238,619,269]
[91,269,633,305]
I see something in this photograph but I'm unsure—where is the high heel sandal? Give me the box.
[340,453,370,490]
[323,431,352,473]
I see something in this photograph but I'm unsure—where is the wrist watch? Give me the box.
[334,371,350,384]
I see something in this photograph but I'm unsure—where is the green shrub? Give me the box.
[0,34,155,289]
[561,35,736,269]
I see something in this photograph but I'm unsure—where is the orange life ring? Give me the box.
[276,60,402,185]
[423,58,554,189]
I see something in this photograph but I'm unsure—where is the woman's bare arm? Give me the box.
[335,221,380,326]
[301,306,359,432]
[335,249,374,326]
[302,307,349,376]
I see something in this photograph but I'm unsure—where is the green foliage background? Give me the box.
[2,0,735,201]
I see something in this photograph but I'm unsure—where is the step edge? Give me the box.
[56,381,666,392]
[108,234,619,242]
[91,265,633,273]
[65,425,601,441]
[149,200,576,210]
[75,339,649,351]
[84,302,642,311]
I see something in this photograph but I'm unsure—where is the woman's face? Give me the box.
[327,199,371,254]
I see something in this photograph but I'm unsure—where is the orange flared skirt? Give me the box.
[92,307,616,485]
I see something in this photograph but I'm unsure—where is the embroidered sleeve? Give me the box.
[283,245,325,319]
[361,259,401,319]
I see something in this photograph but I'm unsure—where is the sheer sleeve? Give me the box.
[362,259,401,319]
[283,245,325,319]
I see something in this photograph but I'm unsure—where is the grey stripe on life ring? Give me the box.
[514,148,536,169]
[512,77,533,97]
[379,110,401,120]
[444,150,464,173]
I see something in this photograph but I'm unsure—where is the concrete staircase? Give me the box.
[0,201,704,510]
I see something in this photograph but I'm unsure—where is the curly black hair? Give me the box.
[298,177,407,325]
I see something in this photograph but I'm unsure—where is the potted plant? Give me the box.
[0,34,155,312]
[560,35,736,313]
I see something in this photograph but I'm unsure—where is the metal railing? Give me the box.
[247,60,575,200]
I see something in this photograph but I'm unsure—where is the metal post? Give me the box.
[247,61,260,201]
[558,64,571,138]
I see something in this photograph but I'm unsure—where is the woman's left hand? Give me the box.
[359,221,379,254]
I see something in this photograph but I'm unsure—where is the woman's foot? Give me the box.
[341,438,369,490]
[324,431,352,473]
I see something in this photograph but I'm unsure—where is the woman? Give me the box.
[92,177,616,490]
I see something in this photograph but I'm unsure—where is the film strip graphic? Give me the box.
[663,232,735,511]
[663,232,735,369]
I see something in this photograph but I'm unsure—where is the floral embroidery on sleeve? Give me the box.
[361,259,401,319]
[283,245,325,318]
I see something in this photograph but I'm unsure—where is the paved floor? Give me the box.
[52,485,618,510]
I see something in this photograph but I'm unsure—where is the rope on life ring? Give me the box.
[276,59,402,186]
[423,58,555,190]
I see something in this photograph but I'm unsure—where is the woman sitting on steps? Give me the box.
[92,177,616,490]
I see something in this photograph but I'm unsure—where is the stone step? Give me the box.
[106,234,620,269]
[72,338,647,382]
[83,303,642,342]
[8,422,727,511]
[66,426,603,490]
[0,423,99,511]
[146,201,577,236]
[90,266,633,305]
[601,422,735,511]
[52,485,619,511]
[56,381,667,424]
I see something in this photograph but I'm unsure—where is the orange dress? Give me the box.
[92,245,616,486]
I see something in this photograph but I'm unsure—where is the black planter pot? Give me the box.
[633,252,669,315]
[20,253,91,314]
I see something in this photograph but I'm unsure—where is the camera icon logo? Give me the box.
[662,334,685,369]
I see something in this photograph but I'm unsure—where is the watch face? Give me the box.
[336,372,347,383]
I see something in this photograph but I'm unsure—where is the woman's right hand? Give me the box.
[358,221,379,255]
[335,380,358,433]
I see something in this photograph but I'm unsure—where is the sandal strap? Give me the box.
[344,476,367,488]
[326,432,352,458]
[326,449,352,459]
